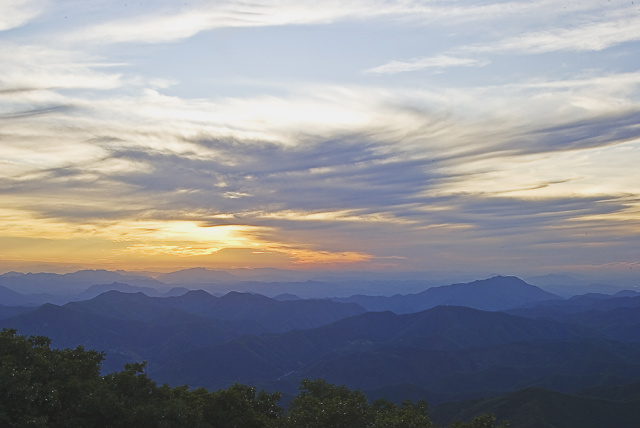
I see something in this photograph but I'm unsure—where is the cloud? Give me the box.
[61,1,386,45]
[0,43,123,92]
[121,244,222,257]
[0,104,72,119]
[2,0,640,272]
[366,2,640,76]
[480,15,640,54]
[365,55,488,75]
[58,0,613,46]
[3,107,637,269]
[2,74,639,222]
[0,0,45,32]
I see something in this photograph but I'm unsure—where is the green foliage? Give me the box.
[286,379,433,428]
[1,329,503,428]
[0,328,104,428]
[449,414,508,428]
[204,383,282,428]
[371,399,432,428]
[0,329,284,428]
[287,378,373,428]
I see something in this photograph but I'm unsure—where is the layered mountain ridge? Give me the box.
[1,273,639,427]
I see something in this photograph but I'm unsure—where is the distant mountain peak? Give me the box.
[182,289,215,298]
[0,285,38,306]
[91,290,148,300]
[176,267,212,273]
[74,282,163,301]
[158,268,236,284]
[1,271,24,277]
[221,291,271,302]
[474,275,527,283]
[339,275,560,314]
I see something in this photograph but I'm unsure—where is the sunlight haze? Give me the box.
[1,0,639,277]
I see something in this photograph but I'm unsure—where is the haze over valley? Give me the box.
[2,268,640,426]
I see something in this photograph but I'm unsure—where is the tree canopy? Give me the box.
[0,328,503,428]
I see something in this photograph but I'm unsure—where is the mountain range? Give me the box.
[150,304,640,405]
[1,272,639,427]
[5,267,636,302]
[333,275,559,312]
[0,289,365,373]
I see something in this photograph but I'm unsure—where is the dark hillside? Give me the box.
[160,290,367,332]
[0,285,38,306]
[0,290,367,373]
[150,305,638,404]
[431,387,640,428]
[0,302,257,373]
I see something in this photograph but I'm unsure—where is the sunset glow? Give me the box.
[1,0,639,276]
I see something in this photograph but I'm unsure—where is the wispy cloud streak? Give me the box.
[366,55,488,74]
[1,0,640,272]
[0,0,45,31]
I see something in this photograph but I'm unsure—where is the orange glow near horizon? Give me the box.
[0,214,376,273]
[2,1,640,277]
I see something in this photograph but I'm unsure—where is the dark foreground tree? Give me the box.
[371,398,433,428]
[286,378,373,428]
[286,378,434,428]
[0,329,282,428]
[203,383,282,428]
[1,328,500,428]
[449,413,509,428]
[0,328,104,428]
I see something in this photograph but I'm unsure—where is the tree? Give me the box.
[286,378,374,428]
[0,328,104,428]
[449,414,509,428]
[203,383,282,428]
[98,362,167,428]
[371,398,432,428]
[2,329,495,428]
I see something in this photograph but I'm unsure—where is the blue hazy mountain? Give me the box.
[74,282,165,300]
[0,289,366,372]
[0,304,35,321]
[525,273,639,297]
[505,295,640,343]
[63,289,367,333]
[0,300,248,373]
[2,271,639,421]
[150,305,637,405]
[0,269,166,295]
[156,267,237,283]
[0,285,38,306]
[334,276,559,313]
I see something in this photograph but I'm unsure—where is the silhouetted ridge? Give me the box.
[151,305,599,395]
[75,282,162,300]
[336,275,560,313]
[432,386,640,428]
[0,285,37,306]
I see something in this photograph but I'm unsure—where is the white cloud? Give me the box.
[366,2,640,76]
[479,15,640,54]
[0,0,46,31]
[61,2,359,45]
[58,0,612,46]
[0,43,122,91]
[366,55,488,75]
[3,0,640,271]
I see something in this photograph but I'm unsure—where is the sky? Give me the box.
[1,0,639,277]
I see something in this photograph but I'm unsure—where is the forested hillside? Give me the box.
[0,290,365,373]
[2,275,640,427]
[0,329,501,428]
